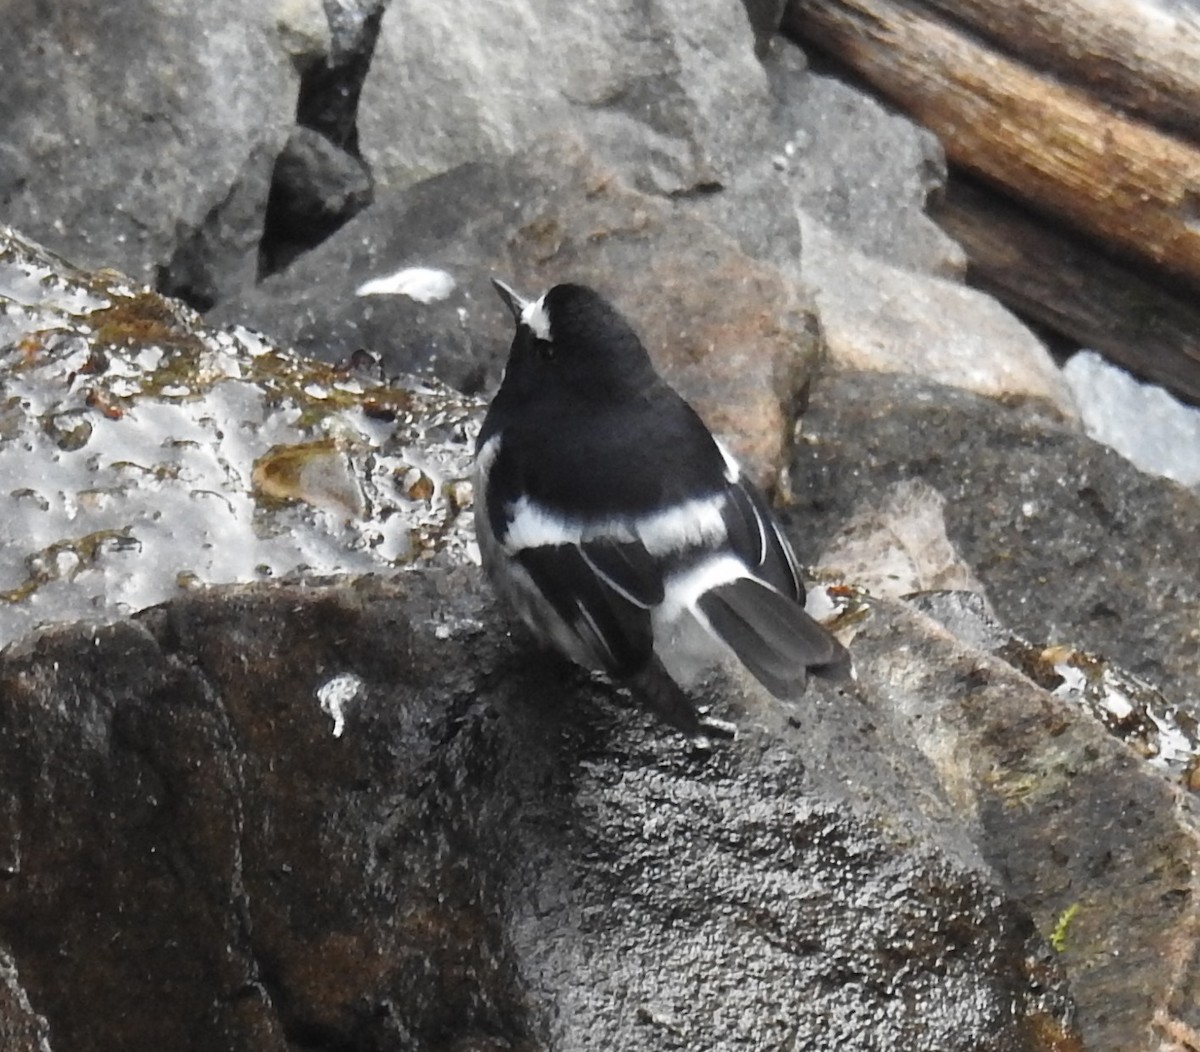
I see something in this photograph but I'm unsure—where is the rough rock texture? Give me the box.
[224,58,1073,449]
[799,217,1078,418]
[0,576,1081,1052]
[3,160,1195,1052]
[217,138,823,482]
[0,950,49,1052]
[218,128,1074,482]
[793,370,1200,709]
[0,1,303,299]
[357,0,771,197]
[0,0,1080,435]
[816,478,989,598]
[848,599,1200,1052]
[0,0,972,331]
[3,9,1196,1050]
[703,49,963,279]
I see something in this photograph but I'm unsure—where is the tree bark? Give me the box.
[919,0,1200,142]
[782,0,1200,291]
[932,177,1200,406]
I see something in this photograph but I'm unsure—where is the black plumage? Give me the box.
[475,280,849,735]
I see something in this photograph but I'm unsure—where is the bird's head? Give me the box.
[491,279,657,397]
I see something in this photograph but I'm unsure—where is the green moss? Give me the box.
[1049,902,1080,953]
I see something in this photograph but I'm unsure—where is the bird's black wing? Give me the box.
[481,419,669,678]
[515,538,663,677]
[720,475,804,602]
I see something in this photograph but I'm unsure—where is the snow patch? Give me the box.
[356,267,457,303]
[1062,350,1200,488]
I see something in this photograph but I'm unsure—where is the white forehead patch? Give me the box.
[521,294,551,341]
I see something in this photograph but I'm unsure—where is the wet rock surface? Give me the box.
[3,236,1195,1050]
[0,576,1080,1052]
[0,226,477,649]
[0,949,49,1052]
[789,369,1200,1050]
[847,599,1200,1052]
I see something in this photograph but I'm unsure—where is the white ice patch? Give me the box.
[316,672,364,737]
[1052,661,1088,695]
[0,228,480,650]
[1062,350,1200,488]
[356,267,457,303]
[1147,707,1198,770]
[521,294,551,341]
[1100,687,1134,722]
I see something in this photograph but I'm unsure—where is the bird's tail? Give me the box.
[696,577,849,699]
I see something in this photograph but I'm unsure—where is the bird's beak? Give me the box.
[491,278,529,324]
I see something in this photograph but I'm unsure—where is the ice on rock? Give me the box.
[1062,350,1200,489]
[0,225,480,649]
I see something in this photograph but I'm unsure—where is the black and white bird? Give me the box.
[475,279,849,736]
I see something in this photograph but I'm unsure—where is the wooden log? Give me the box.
[932,176,1200,407]
[781,0,1200,291]
[918,0,1200,143]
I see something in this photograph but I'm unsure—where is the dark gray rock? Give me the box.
[0,1,298,295]
[792,370,1200,707]
[847,597,1200,1052]
[905,590,1011,652]
[3,7,1193,1048]
[271,125,373,220]
[0,575,1079,1051]
[156,140,280,310]
[260,126,374,275]
[217,156,506,394]
[3,233,1194,1052]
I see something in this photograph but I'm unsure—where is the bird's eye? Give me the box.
[536,339,555,360]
